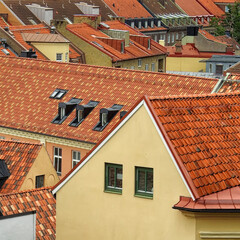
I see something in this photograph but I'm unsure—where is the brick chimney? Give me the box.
[175,39,182,54]
[226,44,234,54]
[73,14,101,29]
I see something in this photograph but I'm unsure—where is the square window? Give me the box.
[35,175,44,188]
[72,150,80,168]
[135,167,153,198]
[105,163,122,194]
[54,147,62,175]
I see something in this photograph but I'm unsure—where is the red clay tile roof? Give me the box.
[0,140,42,194]
[101,0,152,18]
[199,29,226,44]
[149,93,240,198]
[216,35,240,51]
[0,56,218,144]
[175,0,210,16]
[197,0,225,16]
[166,43,231,58]
[0,187,56,239]
[67,20,166,62]
[174,186,240,211]
[0,46,16,57]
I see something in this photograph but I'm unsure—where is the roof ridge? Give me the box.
[0,186,52,197]
[148,91,240,101]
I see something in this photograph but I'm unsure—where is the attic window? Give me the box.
[69,100,99,127]
[50,89,68,99]
[93,104,123,131]
[52,98,82,124]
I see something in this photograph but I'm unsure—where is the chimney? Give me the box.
[226,44,234,54]
[73,15,101,29]
[175,39,182,54]
[159,39,165,46]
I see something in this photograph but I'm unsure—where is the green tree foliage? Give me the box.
[210,2,240,43]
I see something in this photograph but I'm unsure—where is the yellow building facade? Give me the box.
[54,100,240,240]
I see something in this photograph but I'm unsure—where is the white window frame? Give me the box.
[72,150,81,168]
[138,59,142,67]
[54,147,62,175]
[56,53,63,62]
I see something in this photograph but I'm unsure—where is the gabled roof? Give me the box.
[101,0,152,19]
[199,29,225,44]
[21,33,69,43]
[0,140,42,194]
[149,93,240,198]
[66,20,167,62]
[0,56,218,145]
[0,187,56,239]
[216,35,240,51]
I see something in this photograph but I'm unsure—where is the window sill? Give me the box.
[57,172,62,176]
[134,194,153,199]
[104,189,122,195]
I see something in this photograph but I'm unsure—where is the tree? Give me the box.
[210,1,240,43]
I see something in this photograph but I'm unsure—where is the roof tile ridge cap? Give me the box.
[0,187,53,197]
[148,91,240,101]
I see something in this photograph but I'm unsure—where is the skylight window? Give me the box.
[50,89,68,99]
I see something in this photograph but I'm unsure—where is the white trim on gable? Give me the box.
[53,100,195,200]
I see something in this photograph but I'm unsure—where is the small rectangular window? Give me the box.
[56,53,63,62]
[72,150,80,168]
[105,163,122,194]
[54,147,62,175]
[145,64,149,71]
[35,175,44,188]
[135,167,153,198]
[151,63,155,71]
[209,63,212,73]
[0,136,5,140]
[138,59,142,67]
[50,89,67,99]
[130,66,135,70]
[65,52,68,62]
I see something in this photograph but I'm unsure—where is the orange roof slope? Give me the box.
[67,20,166,62]
[0,140,41,194]
[0,188,56,239]
[0,56,218,144]
[199,29,225,44]
[175,0,210,16]
[197,0,224,16]
[149,93,240,198]
[102,0,152,18]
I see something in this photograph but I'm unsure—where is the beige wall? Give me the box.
[32,42,70,62]
[56,104,195,240]
[166,56,207,72]
[21,146,59,190]
[113,55,166,72]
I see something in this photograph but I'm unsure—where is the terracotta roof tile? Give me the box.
[0,56,218,144]
[149,93,240,198]
[101,0,151,18]
[0,188,56,239]
[67,20,167,62]
[197,0,225,16]
[0,140,41,194]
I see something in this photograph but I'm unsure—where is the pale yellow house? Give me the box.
[0,140,59,194]
[53,93,240,240]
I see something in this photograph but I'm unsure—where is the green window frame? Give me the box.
[135,167,153,198]
[105,163,122,194]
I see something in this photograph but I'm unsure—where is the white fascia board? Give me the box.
[143,101,195,200]
[53,100,195,200]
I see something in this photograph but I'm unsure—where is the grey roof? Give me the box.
[166,71,217,78]
[205,55,240,63]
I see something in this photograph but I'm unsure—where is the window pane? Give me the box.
[73,151,76,159]
[58,158,62,173]
[54,147,58,155]
[138,170,145,191]
[116,167,122,188]
[77,152,80,160]
[59,148,62,156]
[108,167,115,187]
[146,171,153,192]
[54,157,58,171]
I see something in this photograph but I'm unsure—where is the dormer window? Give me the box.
[138,21,142,29]
[93,104,123,131]
[52,98,82,124]
[0,160,10,188]
[69,101,99,127]
[145,21,148,28]
[50,89,68,99]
